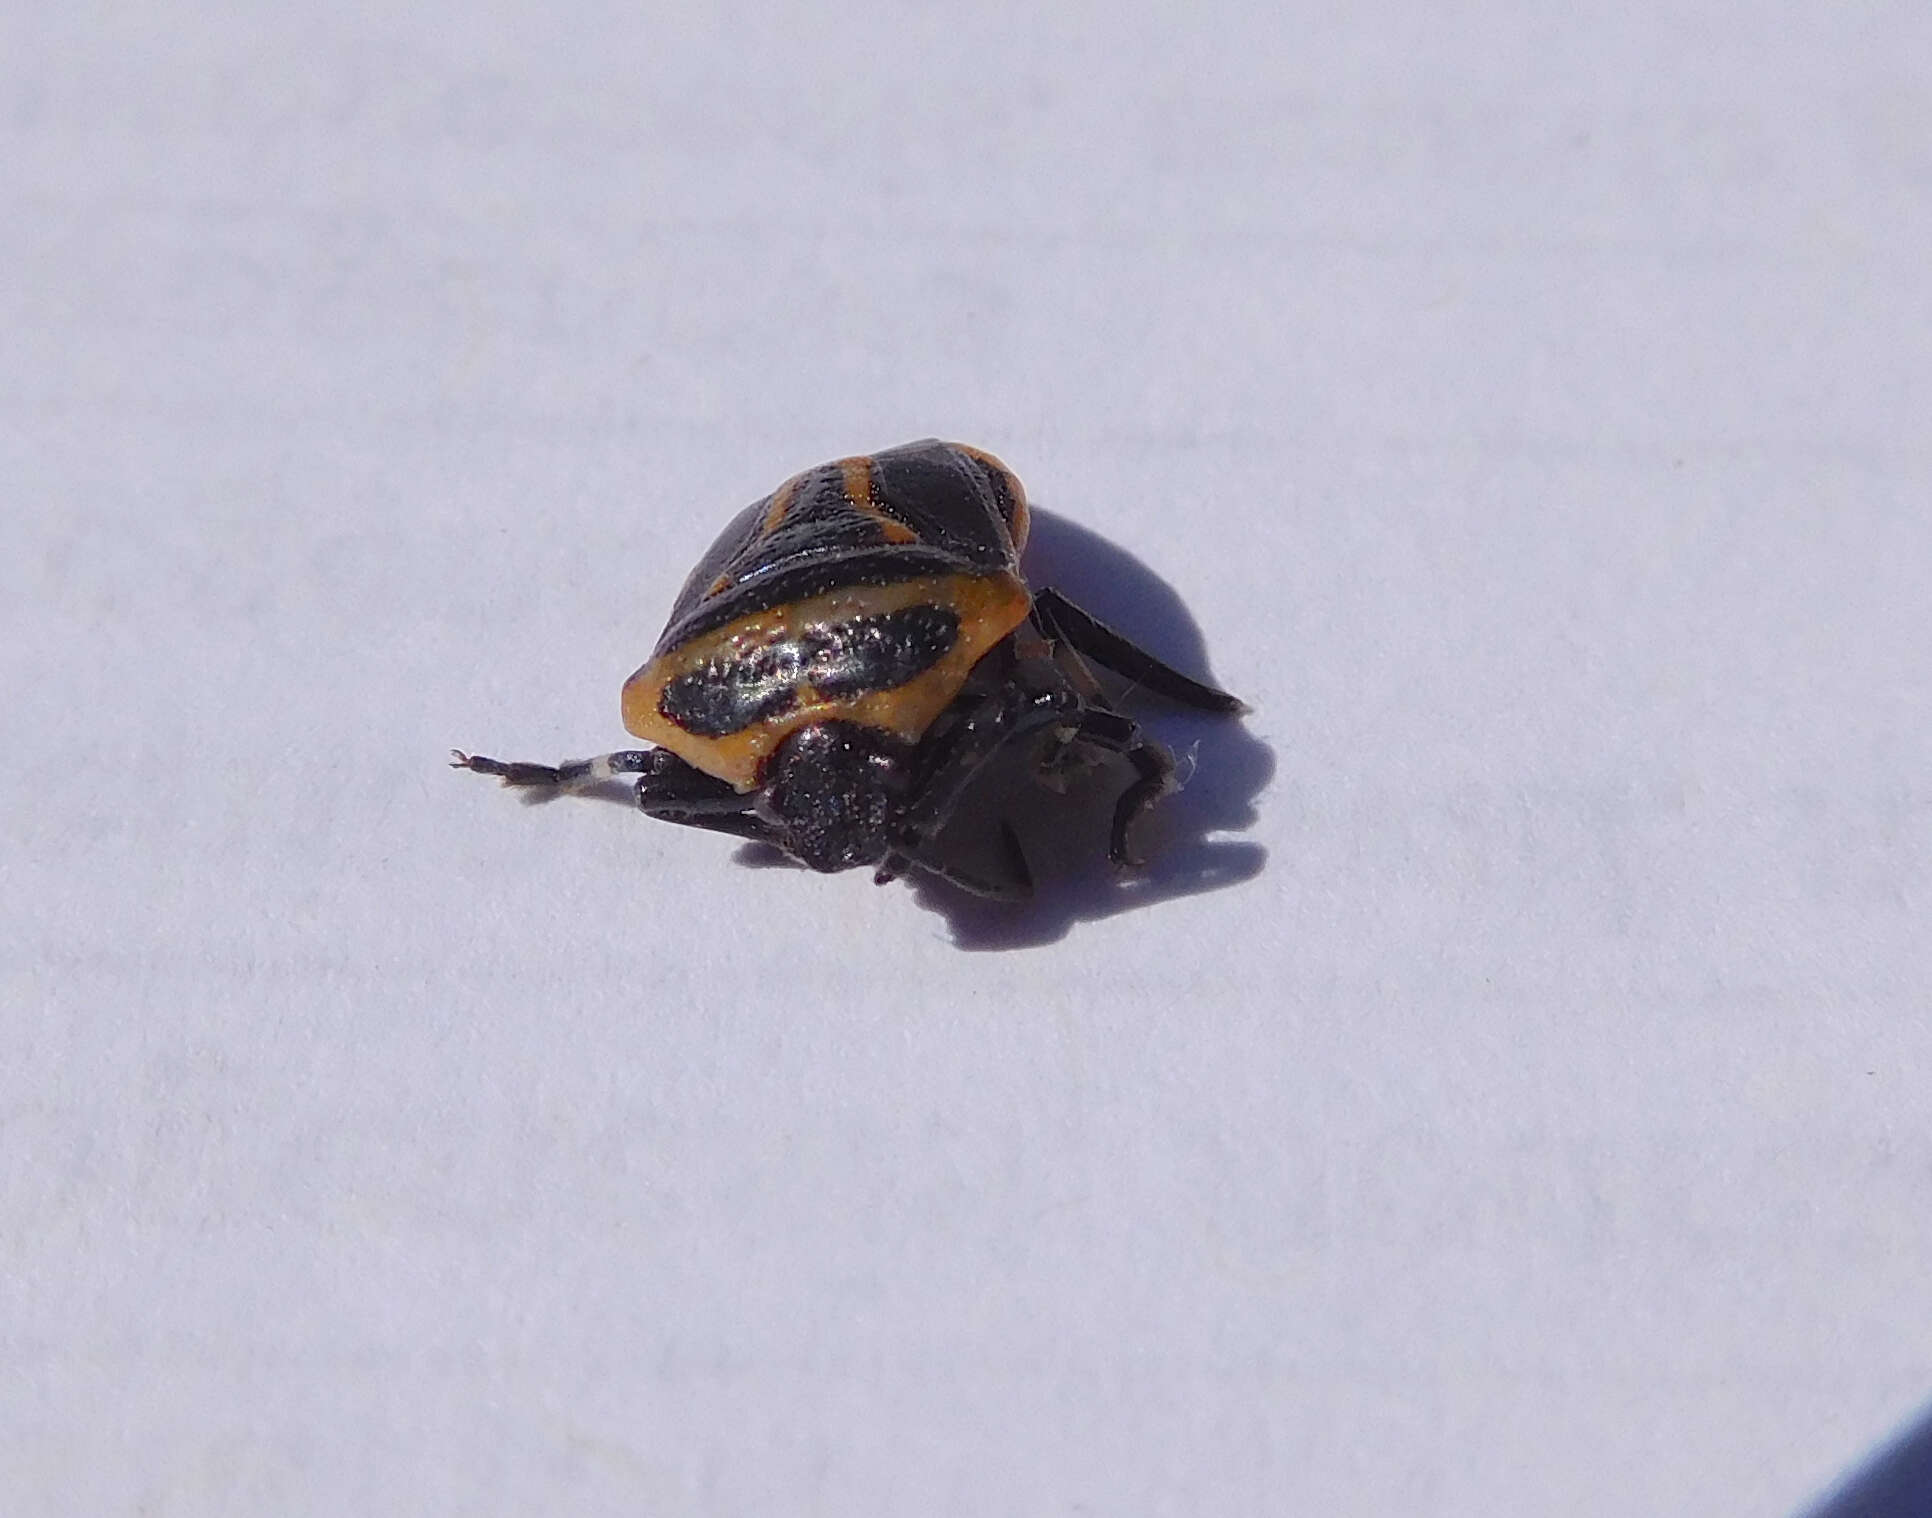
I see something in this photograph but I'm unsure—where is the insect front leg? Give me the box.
[450,749,657,788]
[631,748,786,848]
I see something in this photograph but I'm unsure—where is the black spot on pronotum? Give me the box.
[810,603,959,698]
[657,653,803,737]
[658,604,961,737]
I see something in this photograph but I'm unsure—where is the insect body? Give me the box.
[454,440,1246,898]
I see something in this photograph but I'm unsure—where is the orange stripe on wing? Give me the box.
[758,473,803,537]
[841,455,919,544]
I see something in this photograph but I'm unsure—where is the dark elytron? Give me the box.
[657,604,961,737]
[454,439,1247,899]
[653,444,1023,655]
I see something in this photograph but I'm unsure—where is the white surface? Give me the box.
[6,3,1931,1514]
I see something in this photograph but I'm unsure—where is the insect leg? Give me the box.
[1033,587,1248,714]
[896,667,1082,857]
[455,744,782,845]
[1056,705,1179,867]
[877,820,1034,901]
[451,748,657,788]
[622,748,785,844]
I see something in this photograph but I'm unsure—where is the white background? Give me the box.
[6,3,1931,1514]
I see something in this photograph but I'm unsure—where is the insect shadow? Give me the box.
[1795,1395,1932,1518]
[729,505,1273,949]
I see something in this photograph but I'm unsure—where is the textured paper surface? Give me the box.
[6,4,1930,1513]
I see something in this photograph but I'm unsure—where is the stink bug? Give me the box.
[454,440,1246,898]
